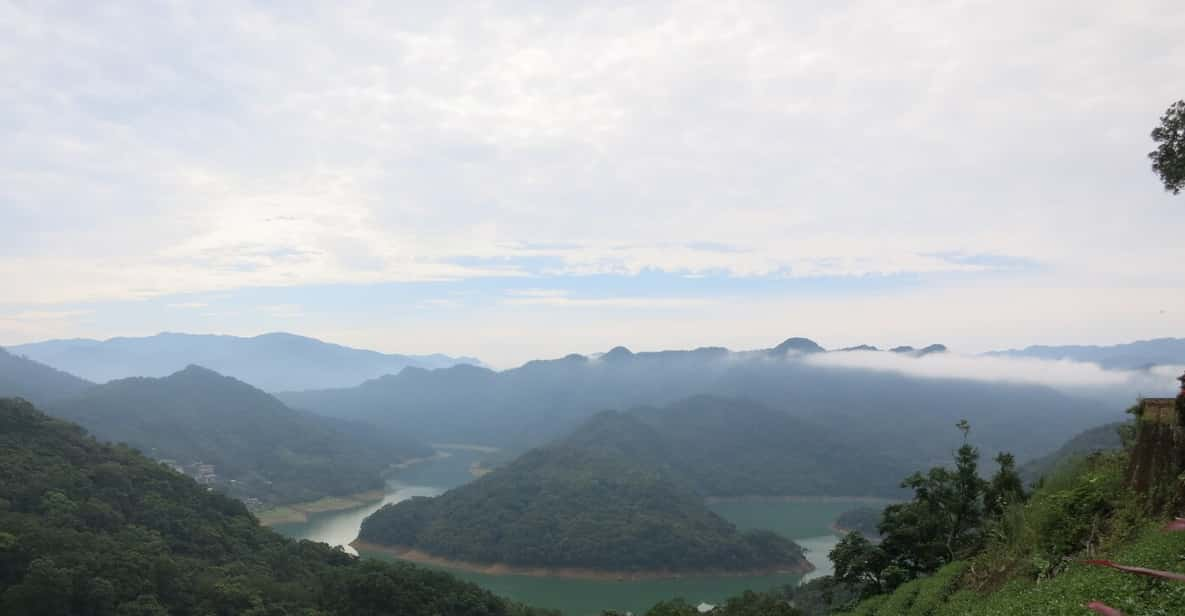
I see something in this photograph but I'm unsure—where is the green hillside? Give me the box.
[824,413,1185,616]
[45,365,431,506]
[633,396,909,497]
[0,347,93,406]
[358,417,810,574]
[0,397,556,616]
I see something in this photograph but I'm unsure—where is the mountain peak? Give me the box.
[771,337,825,355]
[839,344,880,352]
[603,346,634,360]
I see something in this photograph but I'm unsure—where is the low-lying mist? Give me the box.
[804,350,1182,403]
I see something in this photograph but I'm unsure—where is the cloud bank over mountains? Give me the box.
[2,2,1184,365]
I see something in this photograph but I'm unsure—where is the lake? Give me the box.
[272,448,870,615]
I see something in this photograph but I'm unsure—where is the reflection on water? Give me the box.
[273,448,865,615]
[273,484,442,555]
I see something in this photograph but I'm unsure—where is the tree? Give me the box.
[840,421,989,595]
[829,532,890,595]
[984,452,1026,517]
[1149,100,1185,195]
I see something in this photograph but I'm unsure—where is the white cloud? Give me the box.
[1,1,1184,364]
[806,350,1134,388]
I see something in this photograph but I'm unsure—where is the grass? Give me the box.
[839,451,1185,616]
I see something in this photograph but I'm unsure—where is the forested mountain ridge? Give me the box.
[632,396,910,497]
[45,365,431,506]
[281,339,1117,489]
[9,331,482,391]
[545,397,909,497]
[0,346,93,406]
[358,412,812,575]
[0,397,556,616]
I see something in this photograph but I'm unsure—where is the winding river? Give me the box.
[272,448,866,615]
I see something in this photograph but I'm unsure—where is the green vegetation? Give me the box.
[1149,99,1185,194]
[0,397,557,616]
[1018,421,1126,484]
[280,342,1119,485]
[631,396,910,498]
[359,414,810,573]
[46,365,431,506]
[0,347,93,407]
[830,412,1185,616]
[829,422,1025,598]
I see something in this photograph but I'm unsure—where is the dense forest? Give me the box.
[631,396,910,497]
[44,366,431,506]
[0,397,558,616]
[358,424,810,573]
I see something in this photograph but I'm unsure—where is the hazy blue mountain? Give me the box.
[986,338,1185,370]
[46,365,431,505]
[282,337,1119,485]
[0,346,94,406]
[9,331,482,391]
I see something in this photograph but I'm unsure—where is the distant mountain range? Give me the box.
[986,338,1185,370]
[281,337,1119,477]
[7,332,483,391]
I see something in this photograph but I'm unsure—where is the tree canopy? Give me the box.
[0,397,555,616]
[45,366,431,506]
[828,422,1027,598]
[359,413,811,573]
[1149,99,1185,194]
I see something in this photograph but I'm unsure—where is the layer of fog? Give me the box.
[804,350,1182,401]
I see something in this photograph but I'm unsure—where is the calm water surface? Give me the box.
[274,448,869,615]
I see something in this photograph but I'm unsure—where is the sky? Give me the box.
[2,1,1184,369]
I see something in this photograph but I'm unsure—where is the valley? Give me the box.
[4,12,1184,614]
[272,446,877,615]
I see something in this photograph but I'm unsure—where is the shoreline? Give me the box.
[257,489,386,526]
[391,450,452,471]
[351,541,815,581]
[258,449,458,526]
[430,442,502,454]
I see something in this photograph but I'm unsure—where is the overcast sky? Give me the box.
[2,1,1184,368]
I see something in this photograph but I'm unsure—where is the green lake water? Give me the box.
[273,448,874,615]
